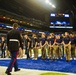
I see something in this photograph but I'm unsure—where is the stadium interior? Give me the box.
[0,0,76,75]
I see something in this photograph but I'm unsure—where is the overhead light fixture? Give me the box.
[15,20,19,22]
[10,19,13,22]
[45,0,49,3]
[45,0,56,8]
[3,16,6,19]
[20,21,22,23]
[49,3,52,5]
[52,5,56,8]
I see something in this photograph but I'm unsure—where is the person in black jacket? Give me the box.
[5,23,23,75]
[1,36,6,58]
[24,34,30,59]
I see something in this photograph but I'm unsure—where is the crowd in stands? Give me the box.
[0,9,47,27]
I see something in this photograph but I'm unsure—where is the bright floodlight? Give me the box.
[49,3,52,5]
[45,0,56,8]
[52,5,56,8]
[45,0,49,3]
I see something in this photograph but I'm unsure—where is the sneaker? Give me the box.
[60,57,63,59]
[33,58,37,60]
[70,58,73,60]
[74,58,76,60]
[47,57,50,59]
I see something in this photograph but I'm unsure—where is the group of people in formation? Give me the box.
[0,31,76,62]
[23,32,76,62]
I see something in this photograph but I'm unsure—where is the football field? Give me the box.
[0,57,76,75]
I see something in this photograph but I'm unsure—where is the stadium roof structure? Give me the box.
[0,0,76,22]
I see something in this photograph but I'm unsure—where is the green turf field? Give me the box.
[40,72,67,75]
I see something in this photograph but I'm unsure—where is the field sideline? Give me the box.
[0,66,75,75]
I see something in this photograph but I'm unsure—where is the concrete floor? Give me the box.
[0,66,76,75]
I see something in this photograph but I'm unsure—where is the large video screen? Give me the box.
[50,13,73,29]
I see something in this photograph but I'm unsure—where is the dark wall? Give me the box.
[72,14,76,31]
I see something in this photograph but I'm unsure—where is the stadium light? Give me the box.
[45,0,49,3]
[45,0,56,8]
[49,3,52,5]
[52,5,56,8]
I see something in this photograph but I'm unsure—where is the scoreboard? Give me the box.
[50,13,73,29]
